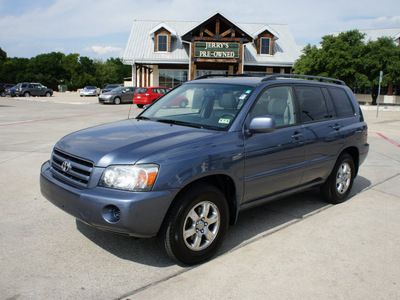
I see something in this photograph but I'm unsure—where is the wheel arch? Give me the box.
[160,174,239,234]
[340,146,360,177]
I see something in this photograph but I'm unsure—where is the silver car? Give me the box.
[80,86,100,97]
[98,86,137,104]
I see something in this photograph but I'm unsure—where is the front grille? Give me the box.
[50,148,94,189]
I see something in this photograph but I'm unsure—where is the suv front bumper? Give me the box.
[40,161,176,238]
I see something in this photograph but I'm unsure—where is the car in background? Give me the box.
[6,85,17,97]
[14,83,53,97]
[164,95,189,107]
[101,84,121,94]
[133,87,170,108]
[98,86,137,105]
[0,83,15,97]
[80,86,101,97]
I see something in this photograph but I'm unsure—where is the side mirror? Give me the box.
[248,115,276,134]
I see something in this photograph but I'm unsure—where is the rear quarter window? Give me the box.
[328,87,355,118]
[137,88,148,93]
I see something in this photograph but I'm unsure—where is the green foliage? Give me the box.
[0,49,131,90]
[294,30,400,104]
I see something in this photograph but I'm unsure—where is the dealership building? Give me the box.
[123,12,302,88]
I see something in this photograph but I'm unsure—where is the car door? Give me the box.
[243,85,305,204]
[121,87,135,103]
[293,85,344,184]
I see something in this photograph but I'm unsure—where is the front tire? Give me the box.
[321,153,355,204]
[160,183,229,265]
[114,97,121,105]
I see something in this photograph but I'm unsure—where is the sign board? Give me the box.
[194,42,239,59]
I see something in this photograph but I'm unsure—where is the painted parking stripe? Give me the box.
[0,110,128,127]
[375,132,400,148]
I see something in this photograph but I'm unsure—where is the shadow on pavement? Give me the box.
[76,175,371,267]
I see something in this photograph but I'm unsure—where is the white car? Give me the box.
[80,86,100,97]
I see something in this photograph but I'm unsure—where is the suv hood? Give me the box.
[55,119,218,167]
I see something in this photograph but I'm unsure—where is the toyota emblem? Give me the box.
[61,160,71,173]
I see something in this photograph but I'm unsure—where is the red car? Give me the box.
[133,87,170,108]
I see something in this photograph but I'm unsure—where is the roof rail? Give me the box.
[261,74,346,85]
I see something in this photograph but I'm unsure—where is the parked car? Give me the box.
[101,84,121,94]
[98,86,137,104]
[0,83,15,97]
[80,86,100,97]
[6,85,17,97]
[133,87,170,108]
[164,95,189,107]
[40,74,369,265]
[14,82,53,97]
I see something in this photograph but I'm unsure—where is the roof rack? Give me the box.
[261,74,346,85]
[193,73,346,86]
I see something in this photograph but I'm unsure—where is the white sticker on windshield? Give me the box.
[218,118,231,124]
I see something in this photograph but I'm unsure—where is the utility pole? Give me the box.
[376,71,383,118]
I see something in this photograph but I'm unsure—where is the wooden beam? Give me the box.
[204,29,214,37]
[220,28,231,38]
[216,18,220,35]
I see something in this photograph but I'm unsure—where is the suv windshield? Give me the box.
[138,83,254,131]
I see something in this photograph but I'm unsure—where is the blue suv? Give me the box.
[40,74,369,264]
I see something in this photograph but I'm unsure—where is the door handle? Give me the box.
[292,131,303,139]
[332,124,341,131]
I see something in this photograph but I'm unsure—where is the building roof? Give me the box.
[123,14,301,67]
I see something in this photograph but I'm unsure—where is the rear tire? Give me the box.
[321,153,355,204]
[24,92,30,97]
[160,183,229,265]
[137,104,144,108]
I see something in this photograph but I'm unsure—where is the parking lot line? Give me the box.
[0,110,128,127]
[371,132,400,148]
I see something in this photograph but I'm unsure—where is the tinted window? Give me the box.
[251,86,296,127]
[321,88,337,118]
[328,88,354,118]
[294,86,328,123]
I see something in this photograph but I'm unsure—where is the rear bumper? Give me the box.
[40,161,176,238]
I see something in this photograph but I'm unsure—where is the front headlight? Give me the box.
[99,164,159,191]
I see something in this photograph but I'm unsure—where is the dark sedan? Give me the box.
[98,86,137,104]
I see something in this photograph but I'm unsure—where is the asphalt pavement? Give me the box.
[0,93,399,300]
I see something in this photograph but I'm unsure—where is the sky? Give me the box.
[0,0,399,60]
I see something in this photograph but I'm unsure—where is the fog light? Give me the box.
[102,205,121,223]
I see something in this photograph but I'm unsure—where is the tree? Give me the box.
[294,30,400,104]
[358,37,400,104]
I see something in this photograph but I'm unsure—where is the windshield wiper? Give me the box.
[156,119,204,129]
[136,116,151,120]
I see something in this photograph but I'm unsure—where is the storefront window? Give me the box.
[159,70,188,88]
[196,70,228,78]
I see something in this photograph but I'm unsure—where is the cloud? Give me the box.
[86,46,124,58]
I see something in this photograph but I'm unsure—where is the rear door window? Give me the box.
[294,86,329,123]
